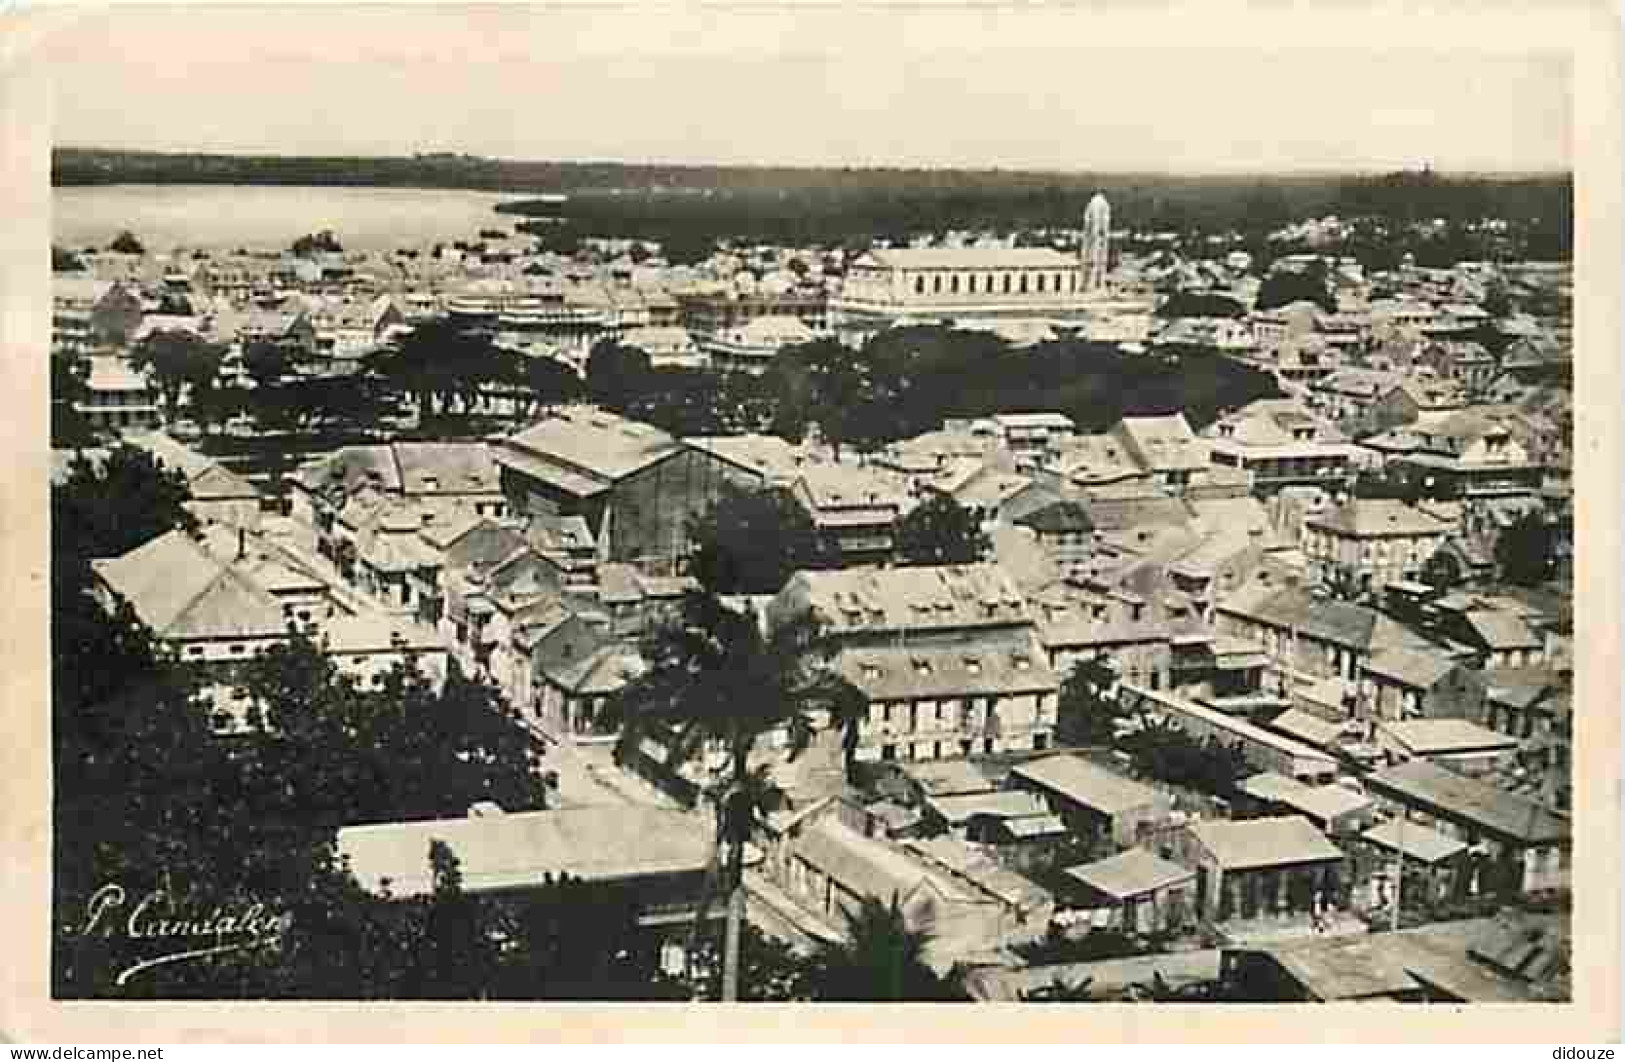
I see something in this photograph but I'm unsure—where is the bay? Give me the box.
[52,184,526,254]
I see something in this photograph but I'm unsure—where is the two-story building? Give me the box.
[790,464,907,567]
[1303,499,1452,598]
[1364,759,1570,899]
[1202,400,1355,494]
[768,564,1061,762]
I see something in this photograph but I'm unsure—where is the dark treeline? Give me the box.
[56,148,1569,251]
[505,173,1573,257]
[587,327,1283,452]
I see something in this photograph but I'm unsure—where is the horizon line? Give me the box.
[53,144,1574,181]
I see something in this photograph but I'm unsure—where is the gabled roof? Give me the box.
[1188,815,1343,870]
[685,434,807,482]
[901,759,997,797]
[1308,499,1450,538]
[794,463,906,511]
[1008,754,1162,816]
[1064,847,1195,901]
[498,408,680,484]
[392,442,501,495]
[1112,414,1209,473]
[92,529,286,640]
[836,632,1058,701]
[1217,584,1434,655]
[776,563,1032,634]
[1365,759,1569,845]
[925,790,1052,827]
[903,835,1053,912]
[1364,646,1460,689]
[1464,610,1543,650]
[1361,818,1467,864]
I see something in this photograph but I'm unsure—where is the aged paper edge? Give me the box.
[0,0,1617,1044]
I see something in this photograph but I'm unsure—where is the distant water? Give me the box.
[53,184,526,254]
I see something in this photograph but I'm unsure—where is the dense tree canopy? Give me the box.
[1118,718,1249,800]
[892,494,989,567]
[585,338,653,410]
[687,484,839,595]
[47,453,675,999]
[129,329,225,411]
[1253,267,1336,313]
[51,354,97,448]
[1495,511,1558,588]
[805,895,968,1002]
[108,230,145,255]
[242,339,297,388]
[1155,292,1246,319]
[1055,657,1126,747]
[362,318,528,417]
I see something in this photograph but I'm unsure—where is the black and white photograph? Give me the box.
[9,0,1621,1036]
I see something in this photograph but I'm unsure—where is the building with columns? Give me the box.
[830,197,1114,338]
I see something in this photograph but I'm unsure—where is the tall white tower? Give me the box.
[1082,192,1111,291]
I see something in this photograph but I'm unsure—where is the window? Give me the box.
[1036,273,1047,293]
[186,645,204,658]
[933,275,942,294]
[950,275,960,295]
[1003,274,1013,294]
[915,276,925,295]
[230,643,245,655]
[1019,274,1029,294]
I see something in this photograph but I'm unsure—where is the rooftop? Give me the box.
[1064,847,1195,901]
[1188,815,1344,870]
[860,247,1080,272]
[776,563,1033,635]
[337,806,713,898]
[1240,915,1565,1002]
[498,408,681,484]
[1008,754,1163,816]
[1308,499,1451,538]
[1361,818,1468,864]
[1365,759,1569,845]
[92,529,287,641]
[1363,646,1460,689]
[1381,718,1520,756]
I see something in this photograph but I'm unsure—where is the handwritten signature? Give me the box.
[81,883,289,986]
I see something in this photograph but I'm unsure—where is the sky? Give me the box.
[45,4,1574,174]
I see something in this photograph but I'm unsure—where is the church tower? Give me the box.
[1082,192,1111,292]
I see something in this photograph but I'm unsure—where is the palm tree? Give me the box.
[603,589,867,1001]
[808,895,967,1002]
